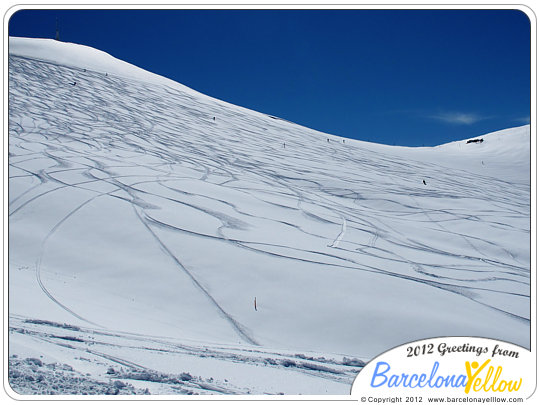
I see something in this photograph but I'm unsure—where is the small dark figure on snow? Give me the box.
[213,117,215,121]
[327,138,330,143]
[423,180,427,185]
[69,81,76,86]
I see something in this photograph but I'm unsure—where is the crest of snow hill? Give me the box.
[8,37,530,395]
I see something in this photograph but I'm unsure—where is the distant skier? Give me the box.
[254,297,257,311]
[213,117,215,121]
[69,81,76,86]
[423,179,427,185]
[327,138,330,143]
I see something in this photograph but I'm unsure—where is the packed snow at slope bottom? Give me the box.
[8,37,530,395]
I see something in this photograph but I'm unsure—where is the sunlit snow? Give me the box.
[8,37,530,395]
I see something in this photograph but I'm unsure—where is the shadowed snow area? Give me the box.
[8,37,530,395]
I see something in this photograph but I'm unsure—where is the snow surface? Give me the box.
[7,37,530,395]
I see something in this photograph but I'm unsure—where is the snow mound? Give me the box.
[437,125,530,159]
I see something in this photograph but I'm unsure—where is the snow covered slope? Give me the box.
[8,37,531,395]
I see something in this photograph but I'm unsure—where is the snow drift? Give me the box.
[8,37,530,395]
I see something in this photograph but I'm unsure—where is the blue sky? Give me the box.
[9,8,531,146]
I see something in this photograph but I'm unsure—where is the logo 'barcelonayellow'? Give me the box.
[369,359,521,393]
[351,337,531,399]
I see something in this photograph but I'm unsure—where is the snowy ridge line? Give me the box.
[8,54,144,90]
[9,38,344,138]
[8,50,301,135]
[8,50,192,97]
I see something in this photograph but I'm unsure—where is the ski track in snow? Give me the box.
[132,206,259,346]
[328,216,347,248]
[8,315,361,394]
[9,55,530,322]
[8,50,531,394]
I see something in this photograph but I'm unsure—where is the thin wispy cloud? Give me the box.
[514,116,530,125]
[429,111,486,125]
[383,109,489,126]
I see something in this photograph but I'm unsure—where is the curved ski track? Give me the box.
[8,53,531,359]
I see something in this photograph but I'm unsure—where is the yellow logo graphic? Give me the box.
[464,360,522,394]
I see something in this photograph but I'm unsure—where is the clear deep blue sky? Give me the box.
[9,8,531,146]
